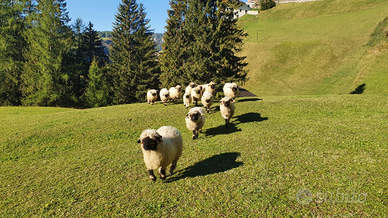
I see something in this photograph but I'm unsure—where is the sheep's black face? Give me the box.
[189,112,200,121]
[190,84,196,88]
[232,86,237,92]
[177,87,182,92]
[164,94,169,98]
[206,99,210,103]
[152,92,156,96]
[185,95,190,99]
[196,89,201,94]
[223,100,231,107]
[141,137,158,151]
[210,84,216,89]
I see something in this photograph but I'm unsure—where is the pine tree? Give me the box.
[160,0,248,88]
[0,0,27,105]
[84,58,109,108]
[159,0,188,88]
[110,0,160,104]
[22,0,74,106]
[210,0,248,83]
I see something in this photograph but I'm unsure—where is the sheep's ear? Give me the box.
[137,138,141,143]
[155,132,163,143]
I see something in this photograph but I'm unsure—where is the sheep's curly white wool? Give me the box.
[191,86,202,106]
[185,107,206,139]
[169,85,182,102]
[159,88,170,106]
[219,97,235,129]
[138,126,183,181]
[201,91,214,113]
[203,82,217,97]
[223,83,239,99]
[147,89,158,105]
[183,92,192,108]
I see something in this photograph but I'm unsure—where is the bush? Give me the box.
[260,0,276,11]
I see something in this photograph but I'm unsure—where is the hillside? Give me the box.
[239,0,388,96]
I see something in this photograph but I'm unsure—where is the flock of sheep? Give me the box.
[137,82,240,181]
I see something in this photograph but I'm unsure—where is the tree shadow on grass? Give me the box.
[166,152,243,183]
[350,83,366,94]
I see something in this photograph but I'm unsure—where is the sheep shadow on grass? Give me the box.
[205,122,242,136]
[166,152,243,183]
[236,98,262,103]
[234,113,268,124]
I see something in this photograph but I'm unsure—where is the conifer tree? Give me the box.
[159,0,188,88]
[22,0,74,106]
[110,0,160,104]
[84,58,109,108]
[160,0,248,88]
[0,0,27,105]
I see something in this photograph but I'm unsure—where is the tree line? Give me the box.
[0,0,248,108]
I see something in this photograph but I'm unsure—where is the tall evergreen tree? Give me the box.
[110,0,160,104]
[22,0,74,106]
[159,0,188,88]
[159,0,248,87]
[84,58,109,108]
[0,0,27,105]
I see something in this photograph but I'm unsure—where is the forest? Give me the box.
[0,0,247,108]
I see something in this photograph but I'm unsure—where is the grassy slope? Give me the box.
[1,95,388,216]
[239,0,388,96]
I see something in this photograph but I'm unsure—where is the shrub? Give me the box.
[260,0,276,11]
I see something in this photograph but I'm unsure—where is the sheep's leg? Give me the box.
[192,130,197,140]
[225,118,229,129]
[148,169,156,181]
[170,160,177,175]
[159,168,167,180]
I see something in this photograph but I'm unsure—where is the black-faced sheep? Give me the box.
[201,91,214,113]
[191,86,202,106]
[147,89,158,105]
[219,97,235,129]
[169,85,182,102]
[137,126,183,181]
[185,107,206,139]
[160,88,170,106]
[223,83,240,99]
[183,92,192,109]
[203,82,217,96]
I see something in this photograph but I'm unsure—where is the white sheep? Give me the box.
[219,97,235,129]
[191,86,202,106]
[201,91,214,113]
[186,107,206,139]
[147,89,158,105]
[159,88,170,106]
[223,82,239,99]
[183,92,192,109]
[185,82,197,95]
[137,126,183,181]
[169,85,182,102]
[203,82,217,97]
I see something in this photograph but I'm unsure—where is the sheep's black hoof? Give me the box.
[149,175,156,181]
[149,170,156,181]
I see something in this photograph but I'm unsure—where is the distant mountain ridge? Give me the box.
[97,31,164,55]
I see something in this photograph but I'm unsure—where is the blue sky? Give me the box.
[66,0,248,34]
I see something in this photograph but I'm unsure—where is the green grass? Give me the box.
[239,0,388,96]
[1,95,387,216]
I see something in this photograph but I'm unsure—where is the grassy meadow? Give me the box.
[1,95,388,216]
